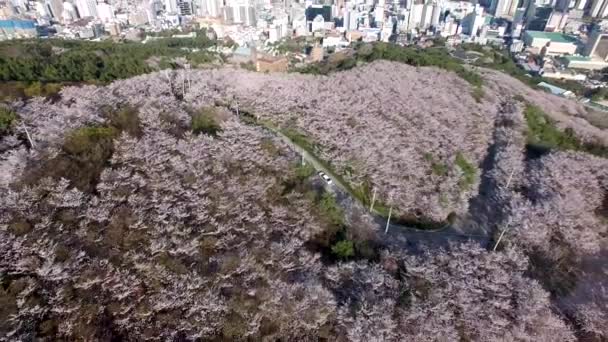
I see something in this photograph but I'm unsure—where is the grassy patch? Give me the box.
[319,192,344,226]
[471,86,485,103]
[513,94,526,103]
[20,107,142,193]
[259,138,279,156]
[103,105,142,138]
[297,42,483,87]
[281,126,319,152]
[0,107,17,136]
[294,162,315,180]
[524,104,608,158]
[455,152,476,190]
[58,126,118,192]
[191,107,222,136]
[331,240,354,259]
[424,153,448,176]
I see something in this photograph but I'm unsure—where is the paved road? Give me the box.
[232,111,490,248]
[271,127,490,244]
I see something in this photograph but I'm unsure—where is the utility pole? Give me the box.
[504,168,515,189]
[369,188,377,213]
[384,206,392,234]
[502,134,514,190]
[165,70,172,89]
[493,218,512,251]
[23,126,34,149]
[186,64,191,91]
[181,71,186,98]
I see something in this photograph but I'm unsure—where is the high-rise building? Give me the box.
[311,13,324,31]
[584,29,608,60]
[222,5,233,21]
[346,8,359,30]
[545,10,568,31]
[375,0,385,25]
[590,0,608,17]
[204,0,221,17]
[407,3,423,29]
[45,0,63,19]
[177,0,192,15]
[430,4,441,26]
[96,2,115,22]
[491,0,519,18]
[61,1,77,21]
[165,0,178,13]
[147,0,158,21]
[35,1,49,17]
[555,0,570,10]
[574,0,587,9]
[462,4,484,36]
[75,0,97,18]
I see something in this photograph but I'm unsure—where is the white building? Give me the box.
[545,10,568,31]
[420,3,433,29]
[574,0,587,9]
[165,0,178,13]
[374,0,384,25]
[75,0,97,18]
[590,0,608,18]
[491,0,518,18]
[61,1,77,21]
[346,8,359,30]
[292,14,307,35]
[408,3,423,30]
[430,3,441,27]
[35,1,49,17]
[311,13,324,32]
[524,31,578,55]
[45,0,63,19]
[462,4,484,36]
[203,0,222,17]
[96,2,115,22]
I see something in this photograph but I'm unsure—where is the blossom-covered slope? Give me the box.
[1,61,607,340]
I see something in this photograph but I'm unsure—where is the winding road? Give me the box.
[228,108,493,249]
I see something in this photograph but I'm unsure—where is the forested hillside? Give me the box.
[0,35,218,100]
[1,61,607,340]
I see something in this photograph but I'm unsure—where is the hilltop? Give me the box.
[1,61,607,340]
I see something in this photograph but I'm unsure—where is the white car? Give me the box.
[318,171,333,184]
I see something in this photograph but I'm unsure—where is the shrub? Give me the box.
[0,107,17,136]
[331,240,354,259]
[295,163,315,180]
[525,104,608,157]
[62,126,116,155]
[59,126,117,192]
[104,106,142,137]
[259,138,279,156]
[424,153,448,176]
[191,107,222,136]
[525,105,577,150]
[471,86,485,103]
[318,193,344,227]
[455,152,476,190]
[159,111,188,138]
[8,220,32,236]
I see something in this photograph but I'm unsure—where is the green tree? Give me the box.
[0,107,17,136]
[331,240,354,259]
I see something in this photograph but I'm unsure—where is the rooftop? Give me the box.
[537,81,572,96]
[526,31,578,43]
[564,55,591,62]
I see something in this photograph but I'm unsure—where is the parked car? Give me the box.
[318,171,332,184]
